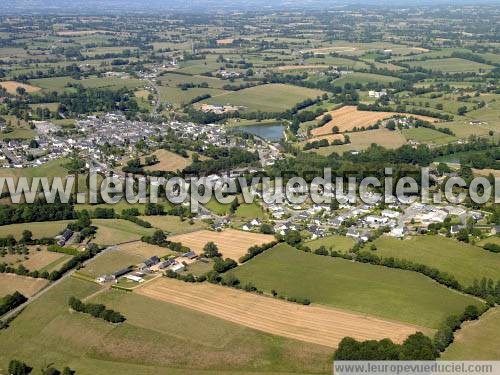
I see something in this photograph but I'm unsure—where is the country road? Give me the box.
[0,245,118,322]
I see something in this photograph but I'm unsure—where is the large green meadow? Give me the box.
[373,236,500,287]
[230,244,483,329]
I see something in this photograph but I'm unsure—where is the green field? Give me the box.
[442,307,500,360]
[305,235,356,253]
[0,157,70,180]
[203,83,325,113]
[373,236,500,287]
[406,58,494,73]
[402,127,457,144]
[230,244,483,329]
[0,220,73,240]
[0,277,332,374]
[332,72,401,87]
[234,202,265,219]
[92,219,156,246]
[138,215,207,235]
[159,86,227,107]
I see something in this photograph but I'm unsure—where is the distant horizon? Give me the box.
[2,0,500,15]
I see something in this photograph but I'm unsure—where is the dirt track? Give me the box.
[136,278,425,348]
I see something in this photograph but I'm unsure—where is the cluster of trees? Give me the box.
[183,147,259,175]
[334,332,436,360]
[0,291,27,316]
[434,305,483,353]
[68,296,125,323]
[239,241,279,263]
[8,359,74,375]
[483,243,500,253]
[0,243,100,281]
[0,201,76,226]
[335,304,484,360]
[141,229,168,246]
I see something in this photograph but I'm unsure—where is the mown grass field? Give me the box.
[203,83,325,113]
[159,86,227,107]
[442,307,500,360]
[373,235,500,287]
[234,202,265,219]
[230,244,483,329]
[402,127,457,145]
[406,58,494,73]
[138,215,207,235]
[305,235,356,253]
[0,273,48,297]
[92,219,156,246]
[0,277,332,374]
[0,220,73,240]
[332,72,401,87]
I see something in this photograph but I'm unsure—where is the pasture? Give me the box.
[230,244,483,329]
[402,127,457,145]
[442,307,500,360]
[92,219,156,246]
[305,235,356,253]
[203,83,326,113]
[332,72,401,87]
[138,215,207,235]
[373,235,500,287]
[406,58,494,73]
[311,106,437,136]
[136,277,425,347]
[0,277,332,374]
[0,274,48,297]
[168,228,274,261]
[0,220,73,240]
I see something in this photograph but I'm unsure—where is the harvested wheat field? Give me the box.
[136,277,423,348]
[0,274,48,297]
[168,228,274,261]
[311,106,438,136]
[0,81,41,95]
[143,149,191,172]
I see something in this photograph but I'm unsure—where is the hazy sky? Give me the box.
[2,0,498,14]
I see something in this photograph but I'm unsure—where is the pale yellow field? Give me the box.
[1,247,69,272]
[0,274,48,297]
[312,106,438,136]
[136,278,424,348]
[168,228,274,261]
[143,149,192,172]
[313,128,407,155]
[0,81,41,95]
